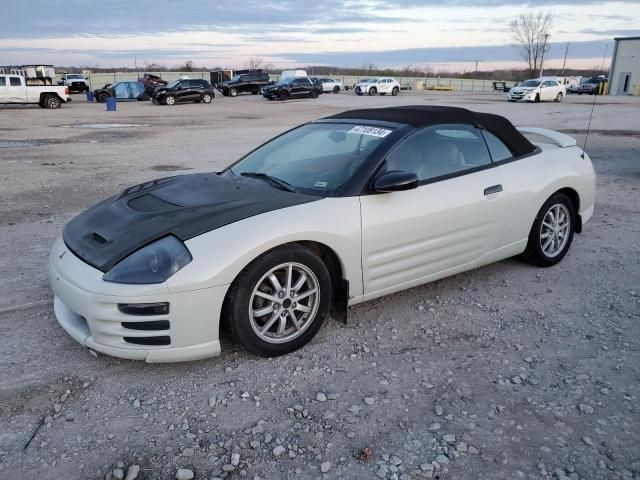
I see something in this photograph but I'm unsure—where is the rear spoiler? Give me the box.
[517,127,577,148]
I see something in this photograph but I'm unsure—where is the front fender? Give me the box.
[166,197,363,298]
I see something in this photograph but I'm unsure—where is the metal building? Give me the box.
[608,36,640,95]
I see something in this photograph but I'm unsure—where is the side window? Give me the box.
[10,77,22,86]
[0,77,6,86]
[482,131,513,162]
[385,124,492,182]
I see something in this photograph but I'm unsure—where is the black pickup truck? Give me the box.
[217,72,272,97]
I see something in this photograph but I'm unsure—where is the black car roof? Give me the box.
[325,106,536,157]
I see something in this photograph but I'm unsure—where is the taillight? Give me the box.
[64,87,69,95]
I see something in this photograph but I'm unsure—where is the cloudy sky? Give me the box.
[2,0,640,71]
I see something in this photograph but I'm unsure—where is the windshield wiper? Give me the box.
[240,172,296,192]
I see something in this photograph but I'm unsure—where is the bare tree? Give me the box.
[183,60,194,72]
[511,11,553,76]
[246,57,264,70]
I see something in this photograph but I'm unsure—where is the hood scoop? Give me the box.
[127,193,182,213]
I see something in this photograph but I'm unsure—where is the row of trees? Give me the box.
[60,13,597,80]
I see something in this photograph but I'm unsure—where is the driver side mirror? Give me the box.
[374,171,419,193]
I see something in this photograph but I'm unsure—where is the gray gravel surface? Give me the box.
[0,92,638,479]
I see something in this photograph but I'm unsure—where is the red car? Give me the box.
[138,73,168,89]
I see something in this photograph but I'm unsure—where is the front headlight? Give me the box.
[103,236,192,284]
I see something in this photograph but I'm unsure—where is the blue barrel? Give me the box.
[86,91,95,102]
[106,96,117,111]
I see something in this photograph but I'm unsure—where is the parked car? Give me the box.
[50,105,595,362]
[94,82,152,102]
[578,76,607,95]
[309,78,325,95]
[507,79,566,102]
[568,78,587,94]
[58,73,89,93]
[151,78,215,105]
[217,72,272,97]
[0,74,70,108]
[317,77,344,93]
[261,77,321,101]
[354,77,400,96]
[139,73,167,89]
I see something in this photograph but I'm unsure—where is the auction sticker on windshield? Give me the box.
[347,126,392,138]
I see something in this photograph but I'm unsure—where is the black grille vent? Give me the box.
[124,336,170,346]
[122,320,170,331]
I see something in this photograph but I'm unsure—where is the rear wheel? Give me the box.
[202,93,213,104]
[98,92,109,103]
[310,89,318,99]
[392,87,399,96]
[225,245,332,356]
[520,193,575,267]
[165,95,176,106]
[534,94,540,103]
[44,95,62,109]
[333,86,340,93]
[369,87,377,96]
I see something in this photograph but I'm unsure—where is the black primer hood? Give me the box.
[63,173,319,273]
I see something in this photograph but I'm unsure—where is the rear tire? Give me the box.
[225,245,332,357]
[534,94,540,103]
[333,86,340,93]
[310,90,318,99]
[520,193,575,267]
[44,95,62,109]
[98,92,109,103]
[392,87,399,96]
[202,93,213,104]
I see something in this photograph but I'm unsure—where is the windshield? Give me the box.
[364,78,379,83]
[166,80,180,88]
[522,80,541,87]
[68,74,83,79]
[229,123,393,194]
[231,75,243,81]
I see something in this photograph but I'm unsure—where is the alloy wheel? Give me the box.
[248,262,320,344]
[539,203,570,257]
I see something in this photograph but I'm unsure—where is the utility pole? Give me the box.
[561,43,569,76]
[539,33,550,77]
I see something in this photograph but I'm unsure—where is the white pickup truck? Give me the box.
[0,74,71,108]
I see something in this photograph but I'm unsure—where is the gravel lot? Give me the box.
[0,91,638,480]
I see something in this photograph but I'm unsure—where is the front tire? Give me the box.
[229,87,238,97]
[368,87,377,96]
[555,92,563,102]
[333,86,340,93]
[520,193,575,267]
[226,245,332,356]
[97,92,109,103]
[310,89,318,99]
[165,95,176,106]
[279,90,288,101]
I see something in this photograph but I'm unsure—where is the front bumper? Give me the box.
[49,238,226,363]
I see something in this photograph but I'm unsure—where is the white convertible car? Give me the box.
[50,106,595,362]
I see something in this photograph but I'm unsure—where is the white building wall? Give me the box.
[609,38,640,95]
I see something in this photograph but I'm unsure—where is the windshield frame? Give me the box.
[166,79,181,89]
[224,120,408,197]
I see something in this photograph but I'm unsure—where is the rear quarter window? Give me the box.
[0,77,6,87]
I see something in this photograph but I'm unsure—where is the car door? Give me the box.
[540,81,554,100]
[177,80,195,102]
[0,76,9,103]
[7,76,26,103]
[360,124,505,298]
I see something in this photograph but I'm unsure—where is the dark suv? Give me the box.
[151,79,215,105]
[261,77,321,101]
[218,72,272,97]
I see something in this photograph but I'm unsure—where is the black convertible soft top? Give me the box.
[325,106,536,158]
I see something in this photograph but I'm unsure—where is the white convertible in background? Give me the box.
[50,106,595,362]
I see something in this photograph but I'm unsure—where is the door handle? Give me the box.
[484,184,503,195]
